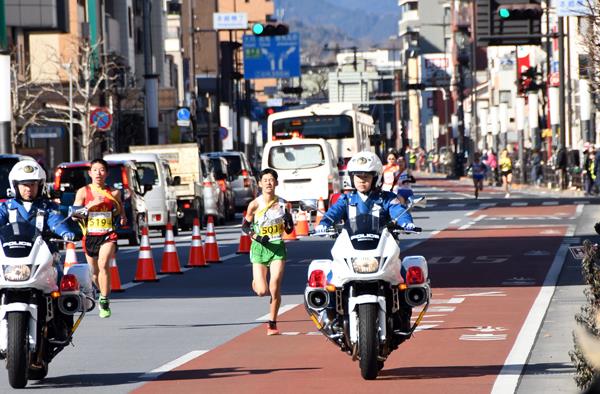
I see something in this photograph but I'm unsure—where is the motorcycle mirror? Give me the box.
[6,188,13,198]
[299,199,318,211]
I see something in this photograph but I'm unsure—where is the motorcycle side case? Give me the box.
[401,255,429,281]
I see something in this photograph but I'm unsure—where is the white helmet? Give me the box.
[347,151,383,189]
[9,160,46,200]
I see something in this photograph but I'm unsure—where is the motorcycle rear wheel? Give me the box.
[358,303,379,380]
[7,312,29,388]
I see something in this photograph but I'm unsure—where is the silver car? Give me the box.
[205,151,258,211]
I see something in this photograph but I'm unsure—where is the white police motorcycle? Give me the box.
[0,210,94,388]
[304,197,430,380]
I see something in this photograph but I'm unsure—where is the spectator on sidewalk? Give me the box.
[530,149,543,186]
[556,146,568,190]
[584,143,596,196]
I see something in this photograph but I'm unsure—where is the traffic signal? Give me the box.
[252,23,289,36]
[497,3,543,20]
[476,0,543,46]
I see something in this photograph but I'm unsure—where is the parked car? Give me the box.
[0,154,36,202]
[201,154,235,222]
[205,151,258,211]
[104,153,179,234]
[200,155,227,225]
[53,160,152,245]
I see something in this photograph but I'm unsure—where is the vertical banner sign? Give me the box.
[499,103,509,134]
[516,46,531,89]
[528,93,539,128]
[515,97,526,131]
[549,87,560,126]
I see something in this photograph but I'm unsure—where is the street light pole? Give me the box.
[68,64,74,162]
[63,62,74,162]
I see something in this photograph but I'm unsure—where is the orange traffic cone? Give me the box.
[314,197,325,226]
[109,257,124,292]
[187,217,208,267]
[63,242,78,273]
[237,211,251,254]
[160,222,183,274]
[294,210,309,236]
[204,216,221,263]
[283,204,298,241]
[133,226,159,282]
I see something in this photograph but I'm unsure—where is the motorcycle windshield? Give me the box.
[344,213,385,251]
[0,222,39,258]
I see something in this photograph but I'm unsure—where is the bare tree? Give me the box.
[583,2,600,97]
[9,56,49,153]
[41,38,118,160]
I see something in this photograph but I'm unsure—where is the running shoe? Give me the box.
[98,296,112,318]
[267,320,280,336]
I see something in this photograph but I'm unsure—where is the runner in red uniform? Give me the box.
[74,159,126,318]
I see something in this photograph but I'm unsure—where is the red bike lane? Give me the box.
[134,203,575,394]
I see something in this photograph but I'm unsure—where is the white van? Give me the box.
[104,153,178,233]
[262,138,341,206]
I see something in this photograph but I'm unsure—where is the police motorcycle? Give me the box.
[0,206,95,388]
[303,196,430,380]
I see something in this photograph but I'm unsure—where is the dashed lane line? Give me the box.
[255,304,299,321]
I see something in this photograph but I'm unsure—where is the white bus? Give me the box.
[267,103,375,189]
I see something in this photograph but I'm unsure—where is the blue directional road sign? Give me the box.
[242,33,300,79]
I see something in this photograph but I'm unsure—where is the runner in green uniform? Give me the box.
[242,169,294,335]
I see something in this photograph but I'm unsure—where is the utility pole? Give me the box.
[558,16,566,149]
[0,0,11,153]
[143,0,159,145]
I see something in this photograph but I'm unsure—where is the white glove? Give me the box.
[62,232,75,241]
[314,224,328,234]
[401,222,416,231]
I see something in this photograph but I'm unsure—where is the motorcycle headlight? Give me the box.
[3,265,32,281]
[351,257,380,273]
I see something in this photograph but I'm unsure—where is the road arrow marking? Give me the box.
[524,250,550,256]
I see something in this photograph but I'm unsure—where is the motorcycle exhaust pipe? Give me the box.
[307,290,329,310]
[58,294,82,315]
[405,287,429,307]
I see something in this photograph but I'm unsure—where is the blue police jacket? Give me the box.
[0,198,73,238]
[319,189,413,228]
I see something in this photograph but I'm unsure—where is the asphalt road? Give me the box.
[0,175,593,393]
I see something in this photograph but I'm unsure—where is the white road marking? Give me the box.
[458,222,475,230]
[430,297,465,304]
[510,202,527,207]
[570,204,584,220]
[457,291,506,297]
[141,350,208,380]
[431,230,441,236]
[574,200,590,205]
[542,201,559,206]
[460,334,507,341]
[281,332,301,336]
[479,203,497,208]
[255,304,298,321]
[450,219,461,225]
[415,324,438,332]
[491,242,570,393]
[449,203,466,208]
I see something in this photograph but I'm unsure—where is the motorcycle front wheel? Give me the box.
[7,312,30,388]
[358,303,380,380]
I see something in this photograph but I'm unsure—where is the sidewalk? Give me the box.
[415,170,587,199]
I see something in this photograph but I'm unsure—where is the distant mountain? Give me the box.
[275,0,398,61]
